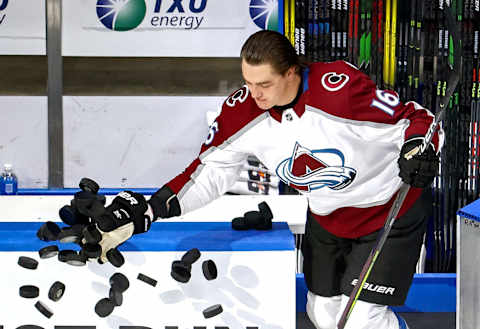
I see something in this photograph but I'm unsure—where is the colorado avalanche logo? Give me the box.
[321,72,350,91]
[276,143,356,192]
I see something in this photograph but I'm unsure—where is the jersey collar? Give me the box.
[268,67,309,122]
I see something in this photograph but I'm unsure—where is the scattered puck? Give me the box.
[48,281,65,302]
[82,224,102,244]
[106,248,125,268]
[18,256,38,270]
[58,249,76,262]
[65,253,87,266]
[202,260,218,280]
[258,201,273,220]
[181,248,201,265]
[109,287,123,306]
[36,221,61,241]
[109,273,129,293]
[34,301,53,318]
[38,245,59,259]
[256,201,273,230]
[202,304,223,319]
[19,285,39,298]
[79,177,100,194]
[81,243,102,258]
[137,273,157,287]
[244,211,262,227]
[94,298,115,318]
[59,205,77,226]
[231,217,249,230]
[17,326,44,329]
[170,260,192,283]
[57,227,82,244]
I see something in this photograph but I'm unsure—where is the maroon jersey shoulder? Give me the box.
[305,61,377,119]
[201,86,265,152]
[305,61,418,125]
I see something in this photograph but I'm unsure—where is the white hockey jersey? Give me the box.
[166,61,443,238]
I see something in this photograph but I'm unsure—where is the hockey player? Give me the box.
[91,30,440,329]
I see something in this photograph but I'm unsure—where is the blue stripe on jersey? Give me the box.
[303,67,310,92]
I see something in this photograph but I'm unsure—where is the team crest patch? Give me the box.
[276,142,357,192]
[321,72,350,91]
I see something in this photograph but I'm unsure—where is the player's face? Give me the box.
[242,60,293,110]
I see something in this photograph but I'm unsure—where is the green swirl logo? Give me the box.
[96,0,146,31]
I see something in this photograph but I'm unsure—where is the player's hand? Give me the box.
[93,191,151,263]
[90,186,180,265]
[398,138,439,188]
[148,185,181,220]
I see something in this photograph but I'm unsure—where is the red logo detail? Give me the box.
[321,72,350,91]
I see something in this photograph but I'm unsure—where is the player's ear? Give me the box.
[285,65,296,79]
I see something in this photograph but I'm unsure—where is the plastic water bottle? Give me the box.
[0,164,18,195]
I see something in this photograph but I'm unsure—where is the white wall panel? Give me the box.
[0,96,48,187]
[0,0,46,55]
[63,96,224,188]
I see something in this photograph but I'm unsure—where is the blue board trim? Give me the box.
[296,273,456,313]
[0,222,295,252]
[457,198,480,222]
[16,188,158,195]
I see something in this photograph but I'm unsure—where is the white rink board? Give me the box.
[0,97,48,188]
[0,250,295,328]
[0,0,46,55]
[63,96,224,189]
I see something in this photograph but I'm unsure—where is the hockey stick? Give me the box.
[336,4,461,328]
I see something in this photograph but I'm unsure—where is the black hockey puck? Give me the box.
[231,217,249,230]
[258,201,273,221]
[57,227,82,244]
[58,249,76,262]
[18,256,38,270]
[256,201,273,230]
[181,248,201,265]
[137,273,157,287]
[106,248,125,268]
[59,205,77,226]
[109,287,123,306]
[48,281,65,302]
[38,245,59,259]
[75,193,105,218]
[65,253,87,266]
[82,224,102,244]
[36,221,61,241]
[16,325,44,329]
[79,177,100,194]
[81,243,102,258]
[202,260,218,280]
[109,273,129,293]
[19,285,39,298]
[34,301,53,318]
[94,298,115,318]
[244,211,262,227]
[171,260,191,283]
[202,304,223,319]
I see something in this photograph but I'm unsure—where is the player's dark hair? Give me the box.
[240,30,302,75]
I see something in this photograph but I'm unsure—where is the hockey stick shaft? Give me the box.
[337,5,461,328]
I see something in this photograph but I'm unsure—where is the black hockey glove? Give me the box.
[92,191,151,263]
[148,185,181,220]
[90,186,181,264]
[398,138,439,188]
